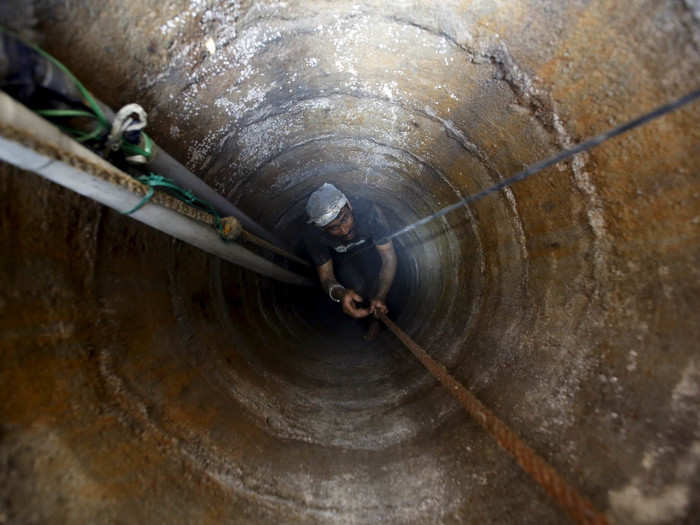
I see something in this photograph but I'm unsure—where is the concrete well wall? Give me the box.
[1,1,699,523]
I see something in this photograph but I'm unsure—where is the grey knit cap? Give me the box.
[306,183,348,227]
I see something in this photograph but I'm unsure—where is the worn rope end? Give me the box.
[219,216,242,241]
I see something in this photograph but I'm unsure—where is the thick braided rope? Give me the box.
[0,122,212,224]
[2,122,312,266]
[378,313,608,525]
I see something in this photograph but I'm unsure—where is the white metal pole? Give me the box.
[0,91,312,287]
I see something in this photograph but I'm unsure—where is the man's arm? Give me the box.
[370,241,397,315]
[317,259,370,318]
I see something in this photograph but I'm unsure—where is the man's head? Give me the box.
[306,183,356,240]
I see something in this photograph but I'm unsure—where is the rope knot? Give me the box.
[219,217,242,241]
[106,103,150,163]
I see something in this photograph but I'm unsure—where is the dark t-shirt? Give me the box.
[302,198,390,267]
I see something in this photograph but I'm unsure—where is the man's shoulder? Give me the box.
[301,221,324,243]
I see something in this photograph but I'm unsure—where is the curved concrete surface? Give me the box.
[1,1,699,523]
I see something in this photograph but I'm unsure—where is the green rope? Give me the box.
[35,108,107,144]
[121,132,153,159]
[35,109,96,118]
[122,185,155,215]
[134,174,219,217]
[122,174,226,237]
[1,25,152,158]
[18,34,109,128]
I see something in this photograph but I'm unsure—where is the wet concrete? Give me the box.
[1,1,699,523]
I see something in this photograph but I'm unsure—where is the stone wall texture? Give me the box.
[1,1,699,523]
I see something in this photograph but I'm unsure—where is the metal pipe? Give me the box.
[0,91,313,287]
[97,102,287,248]
[0,25,285,250]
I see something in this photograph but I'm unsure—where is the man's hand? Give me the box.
[342,289,371,318]
[369,298,388,317]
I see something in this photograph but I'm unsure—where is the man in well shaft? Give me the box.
[302,183,397,339]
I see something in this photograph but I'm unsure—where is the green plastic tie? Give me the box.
[122,186,155,215]
[121,132,153,159]
[2,26,151,159]
[125,173,227,239]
